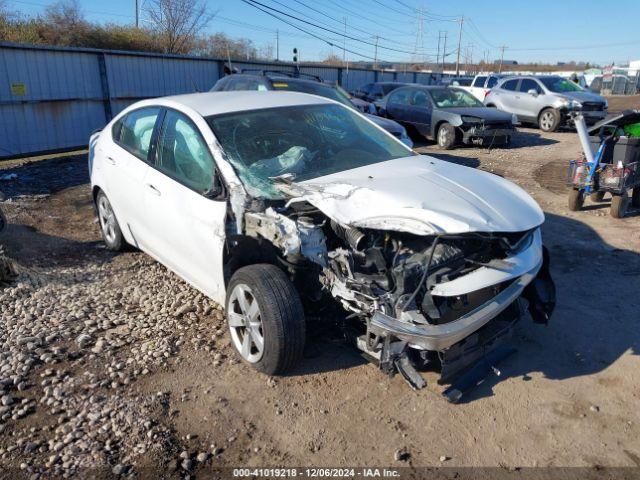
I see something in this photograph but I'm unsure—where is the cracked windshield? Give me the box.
[207,103,412,198]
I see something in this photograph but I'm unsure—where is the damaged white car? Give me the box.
[89,91,555,402]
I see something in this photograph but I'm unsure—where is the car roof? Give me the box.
[394,85,457,90]
[148,91,333,117]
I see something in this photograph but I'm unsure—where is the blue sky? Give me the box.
[6,0,639,65]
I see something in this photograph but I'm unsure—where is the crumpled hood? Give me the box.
[560,90,606,104]
[287,155,544,235]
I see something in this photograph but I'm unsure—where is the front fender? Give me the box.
[522,246,556,324]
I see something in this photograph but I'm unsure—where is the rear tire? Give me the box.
[225,264,305,375]
[437,123,457,150]
[539,108,560,132]
[568,189,584,211]
[590,191,605,202]
[96,191,125,251]
[610,193,629,218]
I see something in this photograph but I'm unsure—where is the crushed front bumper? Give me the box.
[462,126,515,145]
[370,230,552,351]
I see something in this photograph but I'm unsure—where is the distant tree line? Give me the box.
[0,0,263,59]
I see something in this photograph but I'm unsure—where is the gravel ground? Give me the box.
[0,127,639,478]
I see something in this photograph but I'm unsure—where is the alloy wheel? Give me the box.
[438,127,449,147]
[228,283,264,363]
[540,111,555,131]
[97,195,117,245]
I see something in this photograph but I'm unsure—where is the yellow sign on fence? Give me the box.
[10,83,27,96]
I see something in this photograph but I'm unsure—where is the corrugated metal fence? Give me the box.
[0,42,446,159]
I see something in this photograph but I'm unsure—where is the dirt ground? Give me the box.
[1,126,640,478]
[605,95,640,114]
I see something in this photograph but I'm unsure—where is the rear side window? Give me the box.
[387,89,411,105]
[519,79,542,93]
[473,76,487,87]
[501,79,519,91]
[211,76,231,91]
[225,77,263,91]
[382,84,401,94]
[155,109,215,193]
[113,107,160,161]
[486,76,500,88]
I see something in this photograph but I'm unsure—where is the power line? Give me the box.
[238,0,385,62]
[321,0,416,34]
[243,0,435,57]
[289,0,407,44]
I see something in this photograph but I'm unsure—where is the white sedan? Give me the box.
[89,91,554,397]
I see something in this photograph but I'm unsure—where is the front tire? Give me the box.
[568,189,584,211]
[538,108,560,132]
[225,264,305,375]
[437,123,457,150]
[610,193,629,218]
[96,191,125,251]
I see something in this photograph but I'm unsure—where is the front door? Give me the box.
[143,108,227,301]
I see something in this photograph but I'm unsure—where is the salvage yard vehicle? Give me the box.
[352,82,409,103]
[212,71,413,147]
[88,91,555,401]
[568,110,640,218]
[460,73,509,101]
[485,75,608,132]
[376,85,516,149]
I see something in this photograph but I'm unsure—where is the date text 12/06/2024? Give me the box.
[233,468,401,477]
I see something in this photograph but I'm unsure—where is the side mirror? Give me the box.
[203,171,225,200]
[527,89,539,97]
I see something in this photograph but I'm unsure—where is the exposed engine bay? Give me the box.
[240,196,556,401]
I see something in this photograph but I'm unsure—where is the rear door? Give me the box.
[106,106,161,247]
[406,89,433,136]
[384,88,412,123]
[143,108,227,300]
[515,78,544,120]
[494,78,521,113]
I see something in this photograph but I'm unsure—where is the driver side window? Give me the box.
[155,109,215,193]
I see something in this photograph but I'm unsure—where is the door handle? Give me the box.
[146,183,161,196]
[106,156,116,165]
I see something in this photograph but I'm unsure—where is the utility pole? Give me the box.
[498,45,507,73]
[455,16,464,76]
[373,35,379,70]
[276,29,279,61]
[436,31,441,68]
[442,32,447,70]
[135,0,139,28]
[342,17,346,67]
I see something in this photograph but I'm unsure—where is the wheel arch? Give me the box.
[223,235,282,287]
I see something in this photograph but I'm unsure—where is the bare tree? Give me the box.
[44,0,84,27]
[145,0,215,54]
[42,0,89,46]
